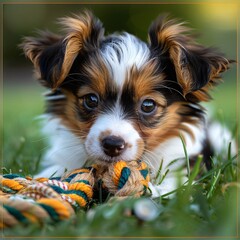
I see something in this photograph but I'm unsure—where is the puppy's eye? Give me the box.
[140,99,156,114]
[82,94,99,110]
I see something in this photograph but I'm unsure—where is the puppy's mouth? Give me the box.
[94,155,130,164]
[88,152,141,165]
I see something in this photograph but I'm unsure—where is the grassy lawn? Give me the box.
[2,85,46,175]
[1,82,239,238]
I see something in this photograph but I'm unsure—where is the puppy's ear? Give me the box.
[21,11,104,89]
[148,15,232,101]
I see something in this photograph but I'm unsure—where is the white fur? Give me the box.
[35,115,88,178]
[148,120,237,198]
[146,121,206,197]
[101,33,150,87]
[149,176,188,198]
[147,121,206,176]
[208,121,237,157]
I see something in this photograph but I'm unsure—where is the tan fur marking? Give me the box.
[127,61,165,101]
[135,102,198,151]
[98,130,112,141]
[169,46,192,96]
[77,86,97,98]
[54,12,95,89]
[55,90,94,140]
[155,18,192,52]
[83,57,112,98]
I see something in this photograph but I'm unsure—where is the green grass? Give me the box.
[1,84,239,239]
[2,86,46,175]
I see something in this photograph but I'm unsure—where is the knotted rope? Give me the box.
[0,160,150,228]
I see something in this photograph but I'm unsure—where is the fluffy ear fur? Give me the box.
[20,11,104,89]
[148,15,232,102]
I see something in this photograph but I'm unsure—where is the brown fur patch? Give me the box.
[126,61,166,102]
[78,55,114,98]
[135,102,201,151]
[98,130,112,142]
[56,11,104,89]
[169,45,192,96]
[51,90,93,140]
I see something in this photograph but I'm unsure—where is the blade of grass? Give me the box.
[158,169,170,185]
[1,167,10,174]
[231,123,238,140]
[11,137,26,168]
[188,154,203,186]
[154,158,163,184]
[179,134,190,178]
[207,169,221,199]
[49,170,58,178]
[161,156,203,198]
[227,142,235,180]
[228,142,232,161]
[161,184,187,198]
[195,156,237,184]
[34,153,43,174]
[98,179,103,204]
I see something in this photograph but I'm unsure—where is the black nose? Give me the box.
[102,135,126,157]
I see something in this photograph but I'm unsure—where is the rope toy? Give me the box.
[0,160,150,228]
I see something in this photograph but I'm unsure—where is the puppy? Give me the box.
[21,11,236,197]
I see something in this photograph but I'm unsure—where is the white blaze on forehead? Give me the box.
[100,33,150,87]
[85,109,142,162]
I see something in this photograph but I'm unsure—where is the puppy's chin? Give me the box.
[88,154,140,165]
[95,156,140,165]
[94,157,123,166]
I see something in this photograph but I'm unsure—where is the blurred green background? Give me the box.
[2,3,238,170]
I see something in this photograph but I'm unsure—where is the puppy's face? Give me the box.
[21,12,231,164]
